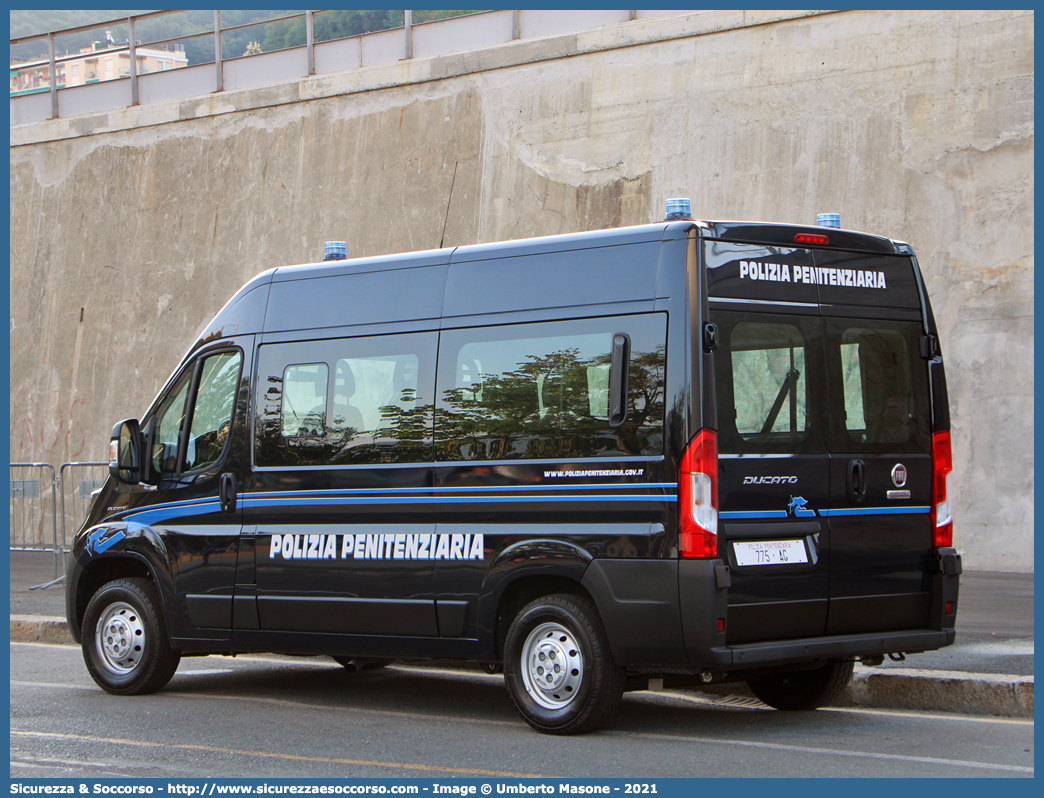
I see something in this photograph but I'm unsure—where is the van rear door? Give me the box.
[706,243,832,644]
[814,251,936,634]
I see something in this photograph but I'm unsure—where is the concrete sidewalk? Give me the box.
[9,549,1033,717]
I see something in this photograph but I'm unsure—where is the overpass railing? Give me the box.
[11,10,688,126]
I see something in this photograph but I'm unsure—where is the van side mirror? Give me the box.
[110,419,143,484]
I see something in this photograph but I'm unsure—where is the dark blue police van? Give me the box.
[67,201,960,734]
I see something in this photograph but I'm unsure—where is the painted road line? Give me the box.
[11,730,542,778]
[605,729,1033,774]
[639,689,1036,726]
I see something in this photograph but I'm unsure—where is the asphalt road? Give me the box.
[11,642,1033,779]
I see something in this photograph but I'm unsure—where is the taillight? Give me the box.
[932,431,953,547]
[679,428,718,558]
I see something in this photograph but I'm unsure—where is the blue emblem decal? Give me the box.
[788,496,817,518]
[85,527,126,556]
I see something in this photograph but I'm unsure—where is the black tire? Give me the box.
[81,578,181,695]
[503,594,625,735]
[747,659,854,711]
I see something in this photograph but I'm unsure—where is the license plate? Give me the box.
[733,539,808,567]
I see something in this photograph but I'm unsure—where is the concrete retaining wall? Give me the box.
[9,10,1034,570]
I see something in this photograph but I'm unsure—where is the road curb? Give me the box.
[11,614,1033,718]
[666,665,1033,719]
[11,614,74,645]
[839,667,1034,717]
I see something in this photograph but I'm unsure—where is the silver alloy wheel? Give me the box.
[520,621,585,710]
[95,601,146,676]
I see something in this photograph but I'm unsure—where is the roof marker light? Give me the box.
[665,198,692,221]
[324,241,347,261]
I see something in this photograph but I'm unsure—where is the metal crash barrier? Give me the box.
[9,461,108,588]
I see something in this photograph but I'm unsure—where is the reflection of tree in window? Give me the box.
[184,352,242,472]
[256,352,432,467]
[437,343,664,461]
[281,363,328,437]
[152,373,191,475]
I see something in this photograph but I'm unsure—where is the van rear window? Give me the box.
[712,311,827,455]
[826,318,931,454]
[731,322,808,442]
[712,310,930,456]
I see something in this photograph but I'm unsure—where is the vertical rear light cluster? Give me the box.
[932,431,954,547]
[679,429,719,558]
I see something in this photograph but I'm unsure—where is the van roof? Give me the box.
[191,219,908,357]
[268,219,901,284]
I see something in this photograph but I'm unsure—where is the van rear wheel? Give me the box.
[81,577,180,695]
[503,594,624,735]
[747,659,854,711]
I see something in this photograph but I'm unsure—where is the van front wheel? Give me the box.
[81,577,181,695]
[503,594,624,735]
[747,659,854,711]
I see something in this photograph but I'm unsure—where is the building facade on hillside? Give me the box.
[10,40,187,96]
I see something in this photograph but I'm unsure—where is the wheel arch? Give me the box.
[71,553,164,643]
[491,573,596,663]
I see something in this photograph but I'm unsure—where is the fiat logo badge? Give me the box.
[891,464,908,488]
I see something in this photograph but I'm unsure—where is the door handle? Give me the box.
[847,459,866,504]
[608,333,631,427]
[220,472,237,513]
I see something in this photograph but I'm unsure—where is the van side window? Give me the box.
[712,311,827,455]
[331,355,420,436]
[151,372,192,476]
[826,319,930,453]
[256,333,436,467]
[150,350,243,476]
[436,315,665,461]
[183,352,242,472]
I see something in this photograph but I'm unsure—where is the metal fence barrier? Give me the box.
[10,462,58,554]
[9,461,108,588]
[59,460,109,556]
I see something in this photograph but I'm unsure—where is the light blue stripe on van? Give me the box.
[719,510,789,520]
[124,501,222,525]
[242,483,675,499]
[243,494,675,509]
[115,491,677,526]
[820,506,930,517]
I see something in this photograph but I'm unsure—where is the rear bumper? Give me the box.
[679,549,961,672]
[701,628,955,671]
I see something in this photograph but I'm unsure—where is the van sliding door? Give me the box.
[432,314,669,643]
[249,331,439,640]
